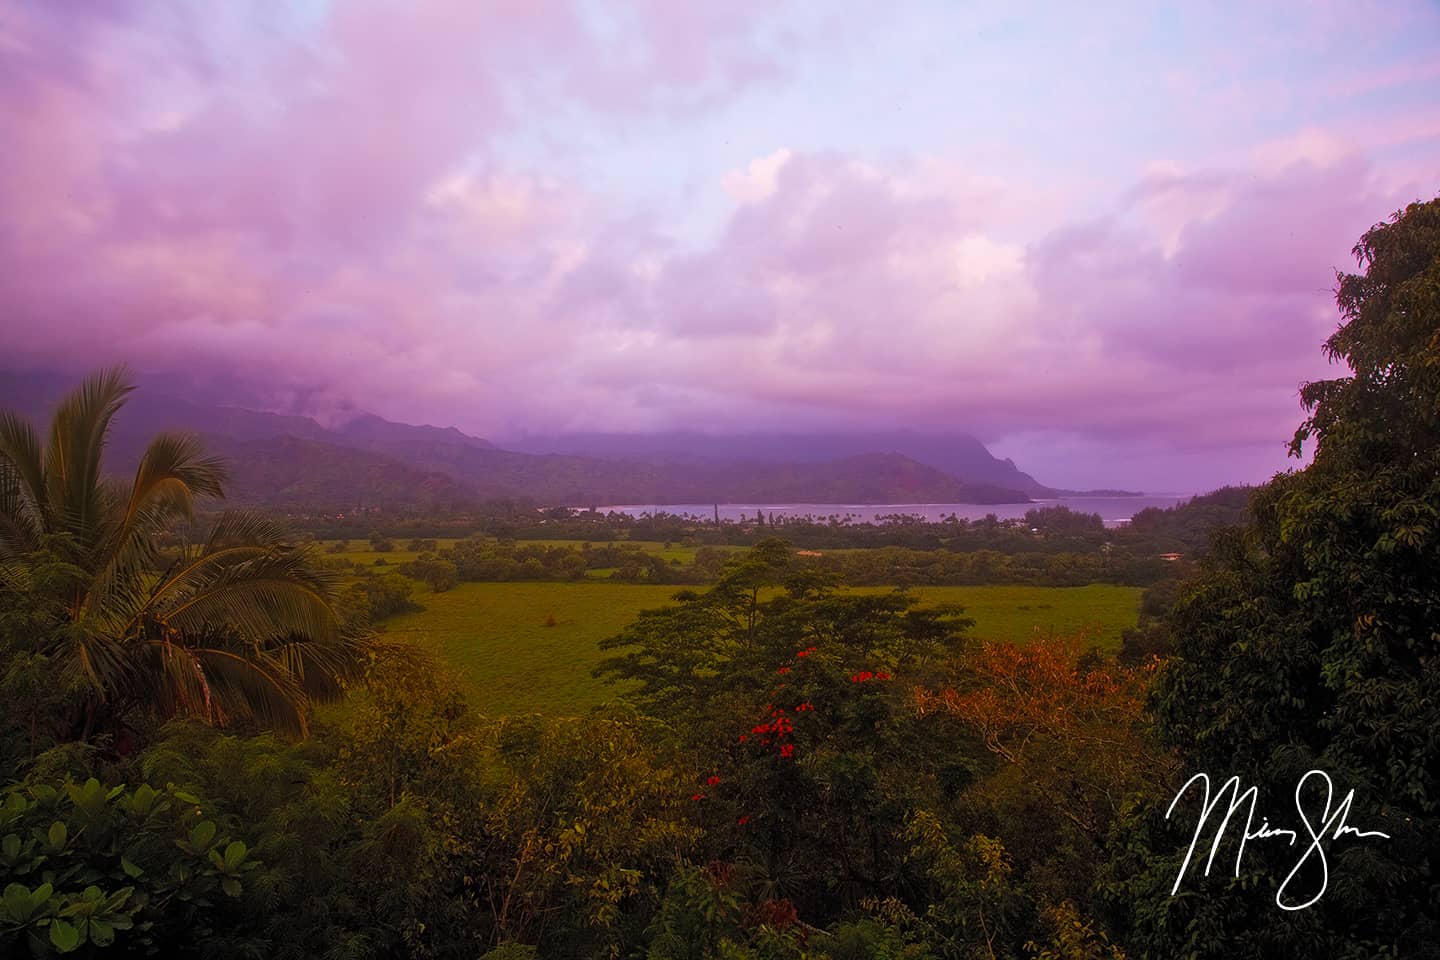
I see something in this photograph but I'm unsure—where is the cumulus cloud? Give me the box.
[722,149,793,204]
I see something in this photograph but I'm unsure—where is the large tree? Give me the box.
[1108,199,1440,958]
[0,368,361,744]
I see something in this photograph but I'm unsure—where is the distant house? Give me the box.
[796,550,823,557]
[1158,552,1183,562]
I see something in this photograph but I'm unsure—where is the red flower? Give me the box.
[707,775,722,786]
[691,793,706,801]
[777,667,791,674]
[738,816,750,826]
[780,744,795,758]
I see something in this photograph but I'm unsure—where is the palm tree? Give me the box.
[0,367,363,740]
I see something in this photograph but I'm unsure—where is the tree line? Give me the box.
[282,488,1252,561]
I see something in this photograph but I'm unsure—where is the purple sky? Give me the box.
[2,1,1437,491]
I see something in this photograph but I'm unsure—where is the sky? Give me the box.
[1,1,1438,491]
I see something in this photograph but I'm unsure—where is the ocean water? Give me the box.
[592,495,1193,529]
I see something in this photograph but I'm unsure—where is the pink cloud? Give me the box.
[1,1,1436,490]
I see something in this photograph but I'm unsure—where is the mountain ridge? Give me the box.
[500,431,1079,495]
[0,369,1126,507]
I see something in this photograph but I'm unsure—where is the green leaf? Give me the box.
[1,792,28,818]
[47,821,67,850]
[89,919,116,947]
[221,877,242,898]
[104,887,134,913]
[120,856,143,879]
[223,840,247,868]
[189,820,216,850]
[2,882,30,920]
[131,784,156,816]
[49,918,81,952]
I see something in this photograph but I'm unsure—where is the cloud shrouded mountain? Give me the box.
[0,371,1046,508]
[500,432,1061,495]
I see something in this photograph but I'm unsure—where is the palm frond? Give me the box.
[263,631,368,703]
[122,432,227,529]
[161,570,339,646]
[134,635,235,729]
[186,645,310,736]
[85,433,229,622]
[138,511,336,618]
[0,413,46,555]
[203,509,306,553]
[43,367,134,552]
[0,556,30,594]
[59,621,133,696]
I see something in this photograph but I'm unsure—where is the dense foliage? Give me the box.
[1108,199,1440,958]
[4,530,1158,957]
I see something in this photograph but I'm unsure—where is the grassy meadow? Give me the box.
[318,537,733,570]
[376,580,1143,715]
[515,538,723,562]
[317,537,465,566]
[378,582,683,714]
[845,583,1143,648]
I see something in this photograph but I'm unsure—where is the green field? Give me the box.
[316,538,465,567]
[380,582,683,715]
[317,537,732,569]
[846,584,1142,647]
[379,581,1143,716]
[514,539,723,563]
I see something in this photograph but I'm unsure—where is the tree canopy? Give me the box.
[1121,198,1440,958]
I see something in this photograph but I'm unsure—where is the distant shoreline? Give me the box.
[580,495,1192,529]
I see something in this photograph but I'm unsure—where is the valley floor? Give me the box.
[377,580,1142,715]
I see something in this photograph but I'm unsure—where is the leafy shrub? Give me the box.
[0,777,256,956]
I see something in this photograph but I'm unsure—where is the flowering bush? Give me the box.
[599,540,975,931]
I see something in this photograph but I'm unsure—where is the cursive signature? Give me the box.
[1166,769,1390,910]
